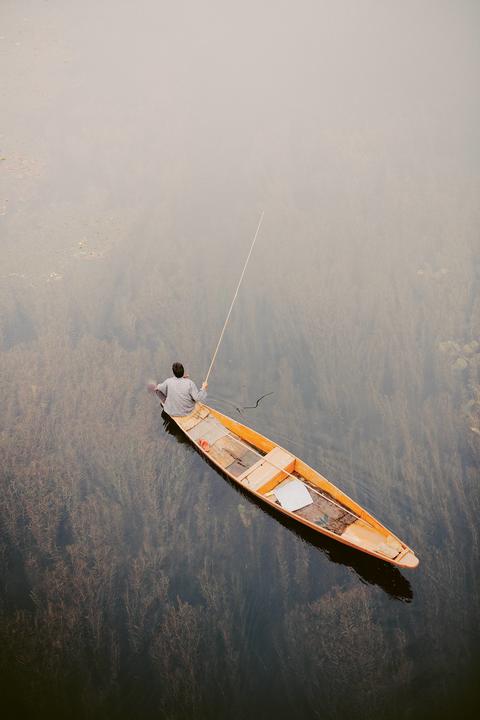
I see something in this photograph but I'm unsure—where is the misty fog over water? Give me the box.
[1,1,479,718]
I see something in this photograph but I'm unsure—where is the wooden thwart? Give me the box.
[240,447,295,494]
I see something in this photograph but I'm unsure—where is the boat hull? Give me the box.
[159,395,419,569]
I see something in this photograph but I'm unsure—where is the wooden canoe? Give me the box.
[160,397,419,569]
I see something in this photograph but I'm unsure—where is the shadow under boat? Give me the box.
[161,409,413,603]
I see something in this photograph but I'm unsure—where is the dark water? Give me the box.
[1,1,479,718]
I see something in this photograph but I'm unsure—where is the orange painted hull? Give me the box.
[166,400,419,569]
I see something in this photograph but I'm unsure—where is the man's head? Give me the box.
[172,362,184,378]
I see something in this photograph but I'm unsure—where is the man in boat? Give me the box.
[156,362,208,417]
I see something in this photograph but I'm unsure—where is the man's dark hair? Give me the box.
[172,362,184,378]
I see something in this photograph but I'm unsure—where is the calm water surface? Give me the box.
[1,1,479,718]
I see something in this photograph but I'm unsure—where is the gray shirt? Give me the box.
[156,376,207,416]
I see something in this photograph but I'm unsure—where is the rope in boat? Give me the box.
[204,211,264,385]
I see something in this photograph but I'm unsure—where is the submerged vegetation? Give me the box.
[1,1,479,718]
[1,200,478,718]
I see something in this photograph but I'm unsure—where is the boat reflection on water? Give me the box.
[161,410,413,603]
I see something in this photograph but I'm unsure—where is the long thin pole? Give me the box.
[204,211,264,384]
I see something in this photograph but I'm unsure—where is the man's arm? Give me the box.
[189,380,208,403]
[156,379,168,395]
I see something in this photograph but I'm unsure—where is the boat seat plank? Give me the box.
[241,447,295,494]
